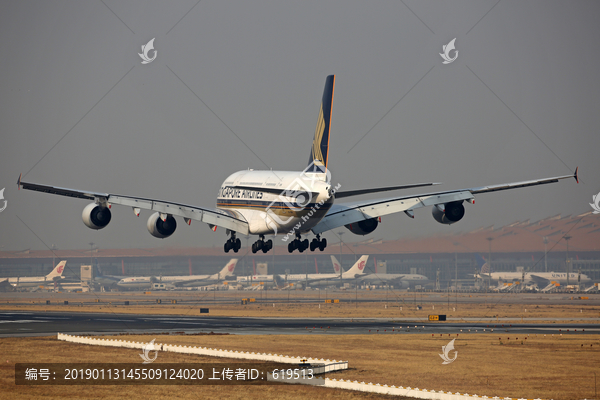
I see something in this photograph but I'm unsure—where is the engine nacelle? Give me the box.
[345,217,379,235]
[82,203,112,230]
[147,212,177,239]
[432,201,465,225]
[393,281,409,290]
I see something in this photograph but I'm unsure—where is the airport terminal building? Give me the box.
[1,212,599,287]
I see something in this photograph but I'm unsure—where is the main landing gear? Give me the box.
[224,232,241,253]
[252,235,273,254]
[310,234,327,252]
[288,234,327,253]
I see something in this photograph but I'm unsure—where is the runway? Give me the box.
[1,311,598,337]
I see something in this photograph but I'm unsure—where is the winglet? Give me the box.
[574,167,579,184]
[17,173,22,190]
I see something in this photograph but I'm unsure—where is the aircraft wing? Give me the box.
[529,274,552,287]
[311,170,577,234]
[18,178,249,235]
[0,279,13,291]
[171,278,210,287]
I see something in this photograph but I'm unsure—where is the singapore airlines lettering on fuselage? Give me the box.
[18,75,578,256]
[219,187,264,200]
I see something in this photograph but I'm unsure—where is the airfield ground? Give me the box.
[2,292,599,399]
[1,291,599,322]
[1,333,598,400]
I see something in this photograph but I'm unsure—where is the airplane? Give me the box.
[91,264,127,289]
[474,254,591,290]
[17,75,579,255]
[116,258,238,289]
[357,270,429,289]
[331,255,428,288]
[0,260,66,289]
[273,255,369,289]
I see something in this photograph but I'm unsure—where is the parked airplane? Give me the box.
[273,255,369,288]
[331,255,428,288]
[357,271,429,289]
[18,75,578,255]
[116,259,238,289]
[0,260,66,289]
[92,264,127,289]
[474,254,591,290]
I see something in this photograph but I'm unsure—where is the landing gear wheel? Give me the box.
[224,232,238,254]
[252,235,270,253]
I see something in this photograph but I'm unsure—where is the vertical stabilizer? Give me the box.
[307,75,335,172]
[342,255,369,279]
[475,254,491,275]
[46,261,67,279]
[330,255,344,275]
[215,258,238,280]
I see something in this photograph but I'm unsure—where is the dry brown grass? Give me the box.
[1,296,599,323]
[3,333,599,399]
[0,336,406,399]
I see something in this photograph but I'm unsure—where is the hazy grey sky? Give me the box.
[1,0,598,251]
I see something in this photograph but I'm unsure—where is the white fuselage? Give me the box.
[217,170,334,235]
[481,272,591,286]
[117,274,232,289]
[237,273,342,288]
[357,274,429,286]
[0,276,64,288]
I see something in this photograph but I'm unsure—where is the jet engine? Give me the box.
[82,203,112,230]
[432,201,465,225]
[147,212,177,239]
[345,217,379,235]
[394,281,409,290]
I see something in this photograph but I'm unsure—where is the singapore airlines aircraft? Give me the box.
[17,76,578,255]
[0,260,66,289]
